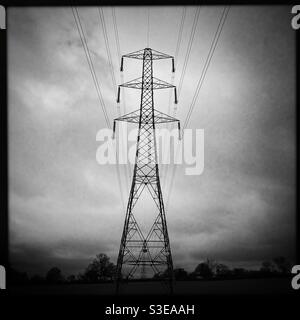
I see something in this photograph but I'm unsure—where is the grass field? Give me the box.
[9,277,294,295]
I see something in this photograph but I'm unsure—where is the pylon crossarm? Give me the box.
[117,79,178,104]
[114,109,140,124]
[119,77,175,90]
[120,48,175,73]
[153,108,179,124]
[151,49,174,60]
[122,48,173,60]
[122,49,145,60]
[113,109,179,125]
[152,77,175,89]
[119,77,143,89]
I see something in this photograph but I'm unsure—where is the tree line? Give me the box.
[9,254,292,285]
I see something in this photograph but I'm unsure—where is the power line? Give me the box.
[72,7,126,212]
[166,6,230,212]
[115,130,126,213]
[98,8,118,106]
[98,8,129,194]
[164,7,201,191]
[112,7,127,115]
[162,7,187,189]
[168,6,187,115]
[174,6,187,68]
[111,7,131,191]
[72,7,110,129]
[177,7,201,97]
[99,6,131,198]
[111,7,126,114]
[147,7,150,47]
[183,6,230,130]
[165,140,182,211]
[112,7,121,61]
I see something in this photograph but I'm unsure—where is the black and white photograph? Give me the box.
[0,1,299,313]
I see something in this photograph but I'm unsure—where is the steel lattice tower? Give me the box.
[113,48,180,294]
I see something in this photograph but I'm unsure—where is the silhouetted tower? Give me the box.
[113,48,180,294]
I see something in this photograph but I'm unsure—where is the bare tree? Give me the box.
[83,253,116,282]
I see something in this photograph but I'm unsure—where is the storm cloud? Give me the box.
[8,5,296,276]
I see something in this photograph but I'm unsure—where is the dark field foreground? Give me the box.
[9,277,294,295]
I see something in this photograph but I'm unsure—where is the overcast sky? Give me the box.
[8,5,296,276]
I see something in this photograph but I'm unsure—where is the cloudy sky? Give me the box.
[8,5,296,276]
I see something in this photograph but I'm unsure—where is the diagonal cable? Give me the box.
[72,7,110,128]
[111,7,131,191]
[72,7,126,212]
[166,6,231,212]
[177,6,201,97]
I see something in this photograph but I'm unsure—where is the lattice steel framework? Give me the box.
[113,48,180,294]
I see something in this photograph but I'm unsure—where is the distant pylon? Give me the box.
[113,48,180,294]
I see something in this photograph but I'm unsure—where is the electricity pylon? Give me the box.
[113,48,180,294]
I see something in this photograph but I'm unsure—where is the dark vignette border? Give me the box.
[0,2,7,273]
[0,1,299,316]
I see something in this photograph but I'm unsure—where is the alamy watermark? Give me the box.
[291,265,300,290]
[96,124,204,176]
[0,6,5,30]
[0,265,5,289]
[291,5,300,29]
